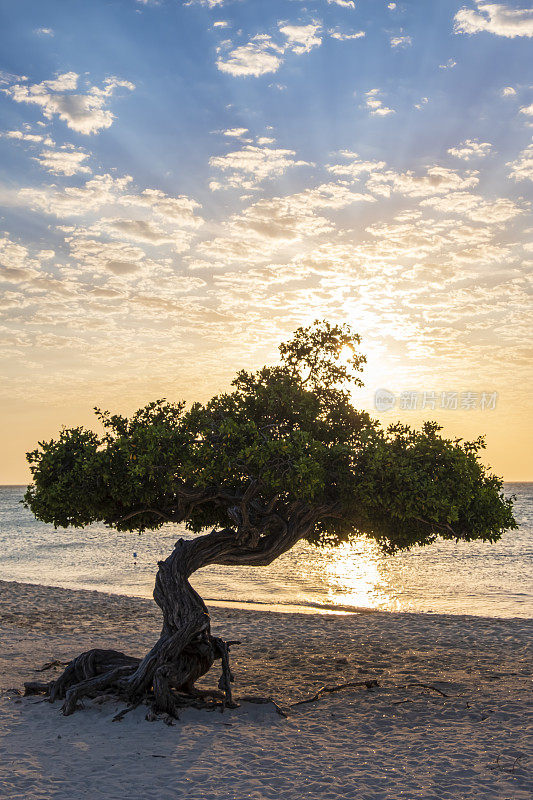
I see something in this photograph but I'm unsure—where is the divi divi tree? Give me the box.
[24,321,516,718]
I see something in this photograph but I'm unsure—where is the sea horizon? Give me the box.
[2,482,531,620]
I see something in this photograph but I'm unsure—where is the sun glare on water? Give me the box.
[318,541,400,612]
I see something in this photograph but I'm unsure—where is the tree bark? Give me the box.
[25,513,313,719]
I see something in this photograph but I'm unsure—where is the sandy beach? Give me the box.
[0,579,531,800]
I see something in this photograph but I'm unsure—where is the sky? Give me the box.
[0,0,532,483]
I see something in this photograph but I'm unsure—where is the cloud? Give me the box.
[34,28,54,36]
[2,129,54,145]
[447,138,493,159]
[185,0,228,6]
[196,182,375,267]
[329,29,365,40]
[93,218,194,251]
[34,147,91,176]
[501,85,517,96]
[216,22,323,77]
[454,2,533,38]
[327,151,387,177]
[367,165,479,197]
[390,35,412,48]
[414,96,429,110]
[119,188,203,226]
[223,127,249,137]
[0,235,43,283]
[278,22,322,54]
[328,0,356,7]
[519,103,533,115]
[209,144,311,188]
[16,175,203,230]
[364,89,394,116]
[65,234,147,276]
[18,174,134,216]
[96,218,177,244]
[439,58,457,69]
[216,35,284,77]
[507,143,533,180]
[3,73,135,134]
[232,197,335,241]
[421,192,525,223]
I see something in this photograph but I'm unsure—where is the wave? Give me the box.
[202,596,378,615]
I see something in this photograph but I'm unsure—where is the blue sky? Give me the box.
[0,0,532,481]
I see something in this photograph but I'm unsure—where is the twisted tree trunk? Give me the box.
[25,511,314,720]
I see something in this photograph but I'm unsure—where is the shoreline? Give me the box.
[0,579,531,799]
[0,577,378,617]
[2,575,531,620]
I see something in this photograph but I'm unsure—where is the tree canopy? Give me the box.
[25,321,516,554]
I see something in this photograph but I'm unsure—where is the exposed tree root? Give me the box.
[22,509,321,722]
[36,660,70,672]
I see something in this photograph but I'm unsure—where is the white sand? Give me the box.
[0,580,531,800]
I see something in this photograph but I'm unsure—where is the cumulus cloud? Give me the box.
[364,89,395,116]
[34,147,91,176]
[367,165,479,197]
[196,182,374,268]
[18,174,134,216]
[507,143,533,180]
[232,197,334,242]
[447,138,493,159]
[223,127,249,137]
[328,0,356,7]
[327,151,387,177]
[216,22,322,77]
[2,129,54,145]
[501,85,517,96]
[93,218,195,252]
[185,0,227,6]
[216,35,284,77]
[390,34,412,48]
[16,175,204,232]
[0,235,43,283]
[329,29,365,40]
[119,188,203,226]
[209,144,311,188]
[3,73,135,134]
[34,28,54,36]
[454,2,533,38]
[519,103,533,115]
[278,22,322,54]
[439,58,457,69]
[96,218,177,244]
[421,192,525,223]
[65,234,147,276]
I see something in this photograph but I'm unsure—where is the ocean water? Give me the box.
[0,484,531,618]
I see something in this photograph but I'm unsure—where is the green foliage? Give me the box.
[25,321,517,552]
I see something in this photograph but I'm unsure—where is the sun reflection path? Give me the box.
[320,539,403,612]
